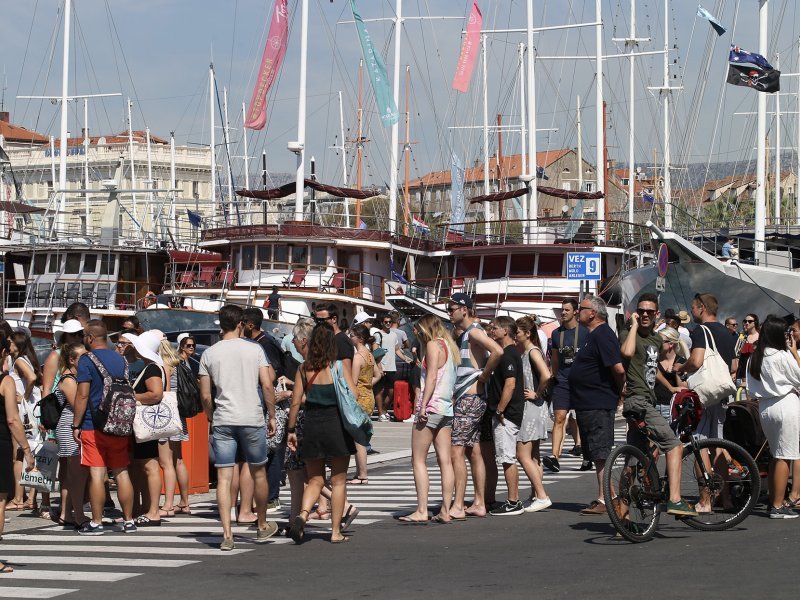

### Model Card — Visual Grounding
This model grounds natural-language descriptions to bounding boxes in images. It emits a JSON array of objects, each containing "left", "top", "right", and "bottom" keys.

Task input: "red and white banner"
[
  {"left": 244, "top": 0, "right": 289, "bottom": 130},
  {"left": 451, "top": 1, "right": 482, "bottom": 93}
]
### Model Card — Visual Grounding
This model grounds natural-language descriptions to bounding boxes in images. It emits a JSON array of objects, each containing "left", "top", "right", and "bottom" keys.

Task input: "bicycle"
[{"left": 603, "top": 393, "right": 760, "bottom": 543}]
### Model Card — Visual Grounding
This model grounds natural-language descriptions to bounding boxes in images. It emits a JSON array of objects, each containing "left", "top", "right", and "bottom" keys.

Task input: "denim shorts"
[{"left": 211, "top": 425, "right": 268, "bottom": 467}]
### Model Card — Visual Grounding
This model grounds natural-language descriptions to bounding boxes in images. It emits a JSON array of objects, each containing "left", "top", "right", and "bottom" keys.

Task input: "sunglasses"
[
  {"left": 382, "top": 321, "right": 393, "bottom": 325},
  {"left": 577, "top": 306, "right": 593, "bottom": 312},
  {"left": 636, "top": 308, "right": 657, "bottom": 316},
  {"left": 446, "top": 306, "right": 462, "bottom": 313},
  {"left": 742, "top": 319, "right": 755, "bottom": 324},
  {"left": 184, "top": 344, "right": 196, "bottom": 348}
]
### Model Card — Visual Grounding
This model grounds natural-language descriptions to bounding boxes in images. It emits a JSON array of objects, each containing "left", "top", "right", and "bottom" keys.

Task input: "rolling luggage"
[{"left": 393, "top": 380, "right": 412, "bottom": 421}]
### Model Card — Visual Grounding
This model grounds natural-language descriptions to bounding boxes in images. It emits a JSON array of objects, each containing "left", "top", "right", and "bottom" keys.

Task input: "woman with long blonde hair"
[
  {"left": 157, "top": 337, "right": 190, "bottom": 516},
  {"left": 398, "top": 314, "right": 458, "bottom": 524}
]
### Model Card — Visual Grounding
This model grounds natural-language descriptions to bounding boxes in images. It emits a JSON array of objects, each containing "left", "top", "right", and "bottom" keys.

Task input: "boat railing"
[
  {"left": 404, "top": 274, "right": 591, "bottom": 305},
  {"left": 11, "top": 276, "right": 159, "bottom": 315}
]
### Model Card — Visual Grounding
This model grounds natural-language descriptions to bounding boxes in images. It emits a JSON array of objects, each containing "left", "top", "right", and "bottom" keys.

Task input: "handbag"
[
  {"left": 19, "top": 439, "right": 59, "bottom": 493},
  {"left": 39, "top": 391, "right": 63, "bottom": 430},
  {"left": 331, "top": 360, "right": 372, "bottom": 447},
  {"left": 687, "top": 325, "right": 737, "bottom": 407},
  {"left": 133, "top": 368, "right": 182, "bottom": 443}
]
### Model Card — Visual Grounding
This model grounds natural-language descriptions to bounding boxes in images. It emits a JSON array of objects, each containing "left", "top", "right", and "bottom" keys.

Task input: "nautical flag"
[
  {"left": 187, "top": 209, "right": 203, "bottom": 228},
  {"left": 350, "top": 0, "right": 399, "bottom": 127},
  {"left": 642, "top": 191, "right": 655, "bottom": 204},
  {"left": 390, "top": 258, "right": 410, "bottom": 284},
  {"left": 244, "top": 0, "right": 289, "bottom": 130},
  {"left": 536, "top": 165, "right": 549, "bottom": 180},
  {"left": 358, "top": 219, "right": 367, "bottom": 230},
  {"left": 412, "top": 215, "right": 430, "bottom": 235},
  {"left": 452, "top": 1, "right": 482, "bottom": 93},
  {"left": 697, "top": 5, "right": 726, "bottom": 36},
  {"left": 727, "top": 63, "right": 780, "bottom": 94},
  {"left": 729, "top": 46, "right": 773, "bottom": 70},
  {"left": 450, "top": 152, "right": 466, "bottom": 233}
]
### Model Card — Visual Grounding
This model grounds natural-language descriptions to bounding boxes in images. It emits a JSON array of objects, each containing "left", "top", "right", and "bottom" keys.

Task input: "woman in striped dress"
[{"left": 55, "top": 342, "right": 89, "bottom": 528}]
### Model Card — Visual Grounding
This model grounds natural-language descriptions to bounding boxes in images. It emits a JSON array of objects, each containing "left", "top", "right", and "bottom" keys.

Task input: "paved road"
[{"left": 2, "top": 420, "right": 798, "bottom": 599}]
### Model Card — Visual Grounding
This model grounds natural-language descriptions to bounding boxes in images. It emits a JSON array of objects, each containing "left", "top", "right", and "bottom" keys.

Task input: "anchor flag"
[
  {"left": 696, "top": 5, "right": 726, "bottom": 36},
  {"left": 727, "top": 63, "right": 780, "bottom": 94},
  {"left": 350, "top": 0, "right": 399, "bottom": 127},
  {"left": 244, "top": 0, "right": 289, "bottom": 130},
  {"left": 452, "top": 1, "right": 482, "bottom": 93}
]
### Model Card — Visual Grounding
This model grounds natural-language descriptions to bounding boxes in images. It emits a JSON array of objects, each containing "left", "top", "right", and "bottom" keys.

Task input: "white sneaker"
[
  {"left": 378, "top": 414, "right": 391, "bottom": 422},
  {"left": 524, "top": 497, "right": 552, "bottom": 513}
]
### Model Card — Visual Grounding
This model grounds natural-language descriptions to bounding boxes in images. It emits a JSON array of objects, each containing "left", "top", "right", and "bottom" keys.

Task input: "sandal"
[
  {"left": 330, "top": 536, "right": 350, "bottom": 544},
  {"left": 38, "top": 507, "right": 53, "bottom": 520},
  {"left": 346, "top": 477, "right": 369, "bottom": 485},
  {"left": 134, "top": 515, "right": 161, "bottom": 527},
  {"left": 308, "top": 508, "right": 330, "bottom": 521},
  {"left": 0, "top": 562, "right": 14, "bottom": 574},
  {"left": 289, "top": 510, "right": 308, "bottom": 544},
  {"left": 159, "top": 506, "right": 176, "bottom": 517},
  {"left": 343, "top": 505, "right": 360, "bottom": 529},
  {"left": 5, "top": 500, "right": 25, "bottom": 511},
  {"left": 175, "top": 505, "right": 192, "bottom": 515}
]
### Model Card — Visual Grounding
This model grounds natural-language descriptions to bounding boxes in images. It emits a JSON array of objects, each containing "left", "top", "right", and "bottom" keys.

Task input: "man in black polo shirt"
[{"left": 487, "top": 316, "right": 525, "bottom": 516}]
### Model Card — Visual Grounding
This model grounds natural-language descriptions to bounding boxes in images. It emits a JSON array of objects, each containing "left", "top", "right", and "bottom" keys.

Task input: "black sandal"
[{"left": 289, "top": 509, "right": 308, "bottom": 544}]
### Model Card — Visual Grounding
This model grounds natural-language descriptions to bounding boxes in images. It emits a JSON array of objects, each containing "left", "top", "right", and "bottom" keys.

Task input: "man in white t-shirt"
[
  {"left": 373, "top": 313, "right": 402, "bottom": 421},
  {"left": 199, "top": 304, "right": 278, "bottom": 550}
]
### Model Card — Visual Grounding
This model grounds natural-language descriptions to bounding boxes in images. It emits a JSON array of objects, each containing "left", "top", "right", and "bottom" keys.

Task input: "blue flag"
[
  {"left": 729, "top": 45, "right": 773, "bottom": 70},
  {"left": 350, "top": 0, "right": 399, "bottom": 127},
  {"left": 449, "top": 152, "right": 465, "bottom": 234},
  {"left": 187, "top": 209, "right": 202, "bottom": 228},
  {"left": 536, "top": 165, "right": 549, "bottom": 180},
  {"left": 697, "top": 5, "right": 726, "bottom": 36},
  {"left": 642, "top": 191, "right": 655, "bottom": 204}
]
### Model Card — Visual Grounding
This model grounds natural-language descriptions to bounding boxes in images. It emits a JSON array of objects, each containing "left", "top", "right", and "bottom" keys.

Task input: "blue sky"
[{"left": 1, "top": 1, "right": 798, "bottom": 192}]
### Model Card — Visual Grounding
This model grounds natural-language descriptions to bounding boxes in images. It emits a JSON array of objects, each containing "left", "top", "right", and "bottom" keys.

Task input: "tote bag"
[
  {"left": 332, "top": 360, "right": 372, "bottom": 447},
  {"left": 133, "top": 368, "right": 182, "bottom": 443},
  {"left": 19, "top": 439, "right": 59, "bottom": 493},
  {"left": 687, "top": 325, "right": 737, "bottom": 407}
]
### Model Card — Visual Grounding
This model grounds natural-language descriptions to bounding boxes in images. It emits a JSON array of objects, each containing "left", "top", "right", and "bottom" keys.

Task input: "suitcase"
[{"left": 393, "top": 380, "right": 412, "bottom": 421}]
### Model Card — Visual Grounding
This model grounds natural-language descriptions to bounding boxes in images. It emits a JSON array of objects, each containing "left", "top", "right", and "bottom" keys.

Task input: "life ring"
[{"left": 143, "top": 291, "right": 157, "bottom": 308}]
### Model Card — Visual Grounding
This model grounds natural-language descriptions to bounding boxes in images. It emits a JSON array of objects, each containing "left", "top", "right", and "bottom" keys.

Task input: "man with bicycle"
[{"left": 620, "top": 293, "right": 697, "bottom": 517}]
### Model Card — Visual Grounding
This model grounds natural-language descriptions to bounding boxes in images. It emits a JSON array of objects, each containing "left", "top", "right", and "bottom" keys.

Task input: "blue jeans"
[{"left": 211, "top": 425, "right": 268, "bottom": 467}]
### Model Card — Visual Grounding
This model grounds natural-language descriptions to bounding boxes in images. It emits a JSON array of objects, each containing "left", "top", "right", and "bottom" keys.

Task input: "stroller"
[{"left": 723, "top": 399, "right": 770, "bottom": 477}]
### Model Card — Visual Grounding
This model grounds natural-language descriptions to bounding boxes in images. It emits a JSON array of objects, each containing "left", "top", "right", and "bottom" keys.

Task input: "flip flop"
[
  {"left": 0, "top": 562, "right": 14, "bottom": 574},
  {"left": 236, "top": 518, "right": 257, "bottom": 525},
  {"left": 346, "top": 477, "right": 369, "bottom": 485},
  {"left": 330, "top": 536, "right": 350, "bottom": 544},
  {"left": 449, "top": 516, "right": 467, "bottom": 522},
  {"left": 159, "top": 507, "right": 176, "bottom": 517},
  {"left": 430, "top": 515, "right": 452, "bottom": 524},
  {"left": 175, "top": 505, "right": 192, "bottom": 515},
  {"left": 397, "top": 515, "right": 429, "bottom": 524},
  {"left": 343, "top": 505, "right": 360, "bottom": 529},
  {"left": 5, "top": 501, "right": 25, "bottom": 511}
]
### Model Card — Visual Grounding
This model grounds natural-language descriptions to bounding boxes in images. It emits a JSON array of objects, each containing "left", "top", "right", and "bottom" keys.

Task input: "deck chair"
[
  {"left": 283, "top": 268, "right": 307, "bottom": 288},
  {"left": 94, "top": 283, "right": 110, "bottom": 309},
  {"left": 50, "top": 282, "right": 65, "bottom": 307},
  {"left": 80, "top": 283, "right": 95, "bottom": 306},
  {"left": 322, "top": 271, "right": 344, "bottom": 293},
  {"left": 218, "top": 268, "right": 236, "bottom": 287},
  {"left": 34, "top": 283, "right": 52, "bottom": 307},
  {"left": 179, "top": 271, "right": 195, "bottom": 285},
  {"left": 198, "top": 265, "right": 216, "bottom": 286},
  {"left": 65, "top": 282, "right": 80, "bottom": 305}
]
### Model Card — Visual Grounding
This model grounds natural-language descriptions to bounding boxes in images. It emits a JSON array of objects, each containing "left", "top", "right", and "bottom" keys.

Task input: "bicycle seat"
[{"left": 622, "top": 408, "right": 647, "bottom": 422}]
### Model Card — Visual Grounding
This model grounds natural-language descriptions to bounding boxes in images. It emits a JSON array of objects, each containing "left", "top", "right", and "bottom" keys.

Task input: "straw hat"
[
  {"left": 659, "top": 326, "right": 689, "bottom": 358},
  {"left": 677, "top": 310, "right": 691, "bottom": 325},
  {"left": 121, "top": 331, "right": 164, "bottom": 366}
]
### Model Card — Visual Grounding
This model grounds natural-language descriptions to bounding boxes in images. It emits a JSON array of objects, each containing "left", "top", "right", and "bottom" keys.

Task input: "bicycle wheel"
[
  {"left": 603, "top": 444, "right": 662, "bottom": 543},
  {"left": 680, "top": 437, "right": 760, "bottom": 531}
]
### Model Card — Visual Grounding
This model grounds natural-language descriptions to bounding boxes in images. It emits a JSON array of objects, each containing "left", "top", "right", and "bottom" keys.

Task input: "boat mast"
[
  {"left": 388, "top": 0, "right": 403, "bottom": 235},
  {"left": 661, "top": 0, "right": 673, "bottom": 230},
  {"left": 294, "top": 0, "right": 309, "bottom": 221},
  {"left": 334, "top": 90, "right": 349, "bottom": 227},
  {"left": 170, "top": 131, "right": 176, "bottom": 235},
  {"left": 209, "top": 63, "right": 217, "bottom": 220},
  {"left": 482, "top": 33, "right": 491, "bottom": 237},
  {"left": 797, "top": 38, "right": 800, "bottom": 226},
  {"left": 241, "top": 102, "right": 250, "bottom": 190},
  {"left": 83, "top": 98, "right": 89, "bottom": 233},
  {"left": 526, "top": 0, "right": 537, "bottom": 243},
  {"left": 577, "top": 96, "right": 583, "bottom": 192},
  {"left": 146, "top": 126, "right": 153, "bottom": 236},
  {"left": 127, "top": 98, "right": 137, "bottom": 229},
  {"left": 223, "top": 87, "right": 233, "bottom": 210},
  {"left": 355, "top": 60, "right": 365, "bottom": 224},
  {"left": 755, "top": 0, "right": 768, "bottom": 259},
  {"left": 402, "top": 65, "right": 412, "bottom": 236},
  {"left": 56, "top": 0, "right": 71, "bottom": 235},
  {"left": 774, "top": 54, "right": 781, "bottom": 225},
  {"left": 518, "top": 43, "right": 528, "bottom": 231},
  {"left": 594, "top": 0, "right": 605, "bottom": 241}
]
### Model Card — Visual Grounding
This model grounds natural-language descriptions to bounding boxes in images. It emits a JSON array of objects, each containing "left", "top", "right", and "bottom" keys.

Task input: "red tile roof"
[{"left": 0, "top": 120, "right": 49, "bottom": 145}]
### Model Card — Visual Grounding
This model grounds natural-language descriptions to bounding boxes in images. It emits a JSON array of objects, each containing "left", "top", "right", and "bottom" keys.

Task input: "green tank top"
[{"left": 306, "top": 382, "right": 337, "bottom": 407}]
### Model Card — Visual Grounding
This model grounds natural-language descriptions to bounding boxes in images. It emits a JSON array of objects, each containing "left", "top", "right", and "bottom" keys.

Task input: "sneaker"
[
  {"left": 121, "top": 520, "right": 137, "bottom": 534},
  {"left": 256, "top": 521, "right": 279, "bottom": 542},
  {"left": 220, "top": 537, "right": 235, "bottom": 551},
  {"left": 579, "top": 459, "right": 594, "bottom": 471},
  {"left": 489, "top": 500, "right": 524, "bottom": 516},
  {"left": 568, "top": 446, "right": 583, "bottom": 457},
  {"left": 378, "top": 414, "right": 391, "bottom": 422},
  {"left": 542, "top": 456, "right": 560, "bottom": 473},
  {"left": 366, "top": 448, "right": 380, "bottom": 455},
  {"left": 580, "top": 500, "right": 607, "bottom": 515},
  {"left": 769, "top": 505, "right": 800, "bottom": 519},
  {"left": 666, "top": 499, "right": 699, "bottom": 517},
  {"left": 77, "top": 522, "right": 105, "bottom": 536},
  {"left": 524, "top": 497, "right": 552, "bottom": 513},
  {"left": 266, "top": 500, "right": 281, "bottom": 514}
]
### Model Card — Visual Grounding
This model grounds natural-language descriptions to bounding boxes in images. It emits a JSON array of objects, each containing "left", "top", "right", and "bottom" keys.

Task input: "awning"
[
  {"left": 0, "top": 201, "right": 45, "bottom": 214},
  {"left": 167, "top": 249, "right": 224, "bottom": 264}
]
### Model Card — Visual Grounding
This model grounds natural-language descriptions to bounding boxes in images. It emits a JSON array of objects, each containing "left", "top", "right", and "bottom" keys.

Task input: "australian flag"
[{"left": 729, "top": 46, "right": 773, "bottom": 70}]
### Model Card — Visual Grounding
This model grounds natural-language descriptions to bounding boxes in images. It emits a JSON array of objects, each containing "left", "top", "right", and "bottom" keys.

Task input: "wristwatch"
[
  {"left": 495, "top": 409, "right": 503, "bottom": 416},
  {"left": 287, "top": 426, "right": 296, "bottom": 433},
  {"left": 71, "top": 425, "right": 82, "bottom": 430}
]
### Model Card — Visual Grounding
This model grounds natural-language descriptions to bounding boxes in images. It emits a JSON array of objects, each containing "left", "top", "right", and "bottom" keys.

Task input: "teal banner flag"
[{"left": 350, "top": 0, "right": 399, "bottom": 127}]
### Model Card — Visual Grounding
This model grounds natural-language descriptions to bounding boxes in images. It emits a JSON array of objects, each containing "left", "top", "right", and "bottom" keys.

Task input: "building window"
[
  {"left": 79, "top": 215, "right": 87, "bottom": 234},
  {"left": 192, "top": 181, "right": 199, "bottom": 199},
  {"left": 33, "top": 254, "right": 47, "bottom": 275},
  {"left": 47, "top": 253, "right": 62, "bottom": 273},
  {"left": 100, "top": 253, "right": 115, "bottom": 276},
  {"left": 584, "top": 182, "right": 596, "bottom": 193}
]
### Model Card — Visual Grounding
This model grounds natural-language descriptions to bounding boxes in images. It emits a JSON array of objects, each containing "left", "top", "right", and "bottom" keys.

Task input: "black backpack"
[
  {"left": 39, "top": 392, "right": 63, "bottom": 430},
  {"left": 176, "top": 361, "right": 202, "bottom": 419}
]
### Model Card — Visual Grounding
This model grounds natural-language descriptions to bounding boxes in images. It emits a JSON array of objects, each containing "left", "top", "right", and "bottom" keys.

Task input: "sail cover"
[
  {"left": 237, "top": 179, "right": 380, "bottom": 201},
  {"left": 469, "top": 186, "right": 604, "bottom": 204}
]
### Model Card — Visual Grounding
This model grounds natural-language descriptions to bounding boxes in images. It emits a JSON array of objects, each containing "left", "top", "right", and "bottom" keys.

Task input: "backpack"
[
  {"left": 256, "top": 332, "right": 286, "bottom": 380},
  {"left": 86, "top": 352, "right": 136, "bottom": 437},
  {"left": 39, "top": 392, "right": 63, "bottom": 430},
  {"left": 176, "top": 361, "right": 202, "bottom": 419}
]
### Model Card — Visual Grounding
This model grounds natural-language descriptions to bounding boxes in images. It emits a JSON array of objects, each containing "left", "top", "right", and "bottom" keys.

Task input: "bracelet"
[
  {"left": 71, "top": 425, "right": 82, "bottom": 430},
  {"left": 287, "top": 427, "right": 296, "bottom": 433}
]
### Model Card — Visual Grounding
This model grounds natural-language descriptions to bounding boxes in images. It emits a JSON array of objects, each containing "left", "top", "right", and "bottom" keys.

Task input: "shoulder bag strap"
[
  {"left": 701, "top": 325, "right": 719, "bottom": 354},
  {"left": 573, "top": 325, "right": 579, "bottom": 348}
]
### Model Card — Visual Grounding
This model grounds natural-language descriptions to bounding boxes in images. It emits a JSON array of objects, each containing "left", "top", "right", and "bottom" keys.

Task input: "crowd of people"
[{"left": 1, "top": 291, "right": 800, "bottom": 568}]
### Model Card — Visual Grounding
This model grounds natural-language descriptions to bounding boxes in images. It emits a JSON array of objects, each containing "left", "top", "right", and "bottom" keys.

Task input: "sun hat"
[
  {"left": 56, "top": 319, "right": 84, "bottom": 343},
  {"left": 353, "top": 311, "right": 377, "bottom": 326},
  {"left": 121, "top": 331, "right": 164, "bottom": 366},
  {"left": 659, "top": 326, "right": 689, "bottom": 358},
  {"left": 677, "top": 310, "right": 691, "bottom": 325},
  {"left": 177, "top": 332, "right": 191, "bottom": 345}
]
